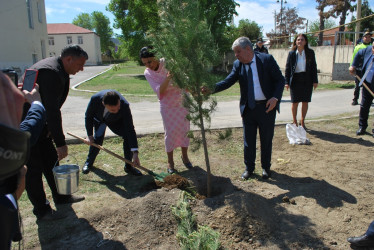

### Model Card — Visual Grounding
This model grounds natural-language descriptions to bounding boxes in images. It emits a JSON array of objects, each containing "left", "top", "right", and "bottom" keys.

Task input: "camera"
[{"left": 1, "top": 69, "right": 18, "bottom": 87}]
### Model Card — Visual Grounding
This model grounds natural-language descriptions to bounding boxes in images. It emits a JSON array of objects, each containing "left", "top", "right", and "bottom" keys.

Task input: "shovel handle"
[
  {"left": 67, "top": 132, "right": 151, "bottom": 174},
  {"left": 355, "top": 75, "right": 374, "bottom": 98}
]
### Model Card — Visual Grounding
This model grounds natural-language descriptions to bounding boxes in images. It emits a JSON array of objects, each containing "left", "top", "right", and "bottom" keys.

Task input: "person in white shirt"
[{"left": 285, "top": 34, "right": 318, "bottom": 129}]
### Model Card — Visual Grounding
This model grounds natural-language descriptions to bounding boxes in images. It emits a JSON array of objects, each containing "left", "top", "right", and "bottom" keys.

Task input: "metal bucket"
[{"left": 53, "top": 164, "right": 80, "bottom": 195}]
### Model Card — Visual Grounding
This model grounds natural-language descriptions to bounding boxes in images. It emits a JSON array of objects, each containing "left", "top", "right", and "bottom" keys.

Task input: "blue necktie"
[
  {"left": 247, "top": 62, "right": 256, "bottom": 109},
  {"left": 365, "top": 56, "right": 374, "bottom": 84}
]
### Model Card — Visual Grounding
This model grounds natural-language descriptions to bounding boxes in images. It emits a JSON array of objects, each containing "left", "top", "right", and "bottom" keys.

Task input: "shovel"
[
  {"left": 355, "top": 75, "right": 374, "bottom": 97},
  {"left": 67, "top": 132, "right": 168, "bottom": 181}
]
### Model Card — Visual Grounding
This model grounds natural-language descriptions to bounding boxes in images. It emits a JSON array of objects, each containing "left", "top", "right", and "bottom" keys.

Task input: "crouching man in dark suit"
[
  {"left": 203, "top": 37, "right": 285, "bottom": 180},
  {"left": 82, "top": 90, "right": 142, "bottom": 176}
]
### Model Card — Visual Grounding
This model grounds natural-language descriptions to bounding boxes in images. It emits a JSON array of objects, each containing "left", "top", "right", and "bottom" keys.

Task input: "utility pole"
[
  {"left": 274, "top": 10, "right": 277, "bottom": 34},
  {"left": 277, "top": 0, "right": 287, "bottom": 34},
  {"left": 355, "top": 0, "right": 362, "bottom": 43}
]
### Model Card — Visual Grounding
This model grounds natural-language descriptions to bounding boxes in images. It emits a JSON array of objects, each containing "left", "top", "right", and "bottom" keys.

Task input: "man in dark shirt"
[
  {"left": 23, "top": 45, "right": 88, "bottom": 221},
  {"left": 254, "top": 37, "right": 269, "bottom": 54}
]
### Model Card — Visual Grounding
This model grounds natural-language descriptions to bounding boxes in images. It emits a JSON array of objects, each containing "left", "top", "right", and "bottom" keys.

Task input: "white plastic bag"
[{"left": 286, "top": 123, "right": 310, "bottom": 145}]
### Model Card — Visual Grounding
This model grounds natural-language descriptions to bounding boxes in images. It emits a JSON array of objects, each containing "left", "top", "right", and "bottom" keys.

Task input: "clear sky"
[{"left": 45, "top": 0, "right": 370, "bottom": 38}]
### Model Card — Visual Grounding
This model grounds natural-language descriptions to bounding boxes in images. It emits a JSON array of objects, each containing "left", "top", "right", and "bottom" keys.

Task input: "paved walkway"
[{"left": 62, "top": 65, "right": 361, "bottom": 142}]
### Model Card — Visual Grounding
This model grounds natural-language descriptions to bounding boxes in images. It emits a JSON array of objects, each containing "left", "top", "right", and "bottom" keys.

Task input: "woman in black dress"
[{"left": 285, "top": 34, "right": 318, "bottom": 129}]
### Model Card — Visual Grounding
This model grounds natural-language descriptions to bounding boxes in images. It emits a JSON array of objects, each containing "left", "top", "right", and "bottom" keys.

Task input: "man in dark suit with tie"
[
  {"left": 204, "top": 37, "right": 285, "bottom": 180},
  {"left": 82, "top": 90, "right": 142, "bottom": 176},
  {"left": 349, "top": 42, "right": 374, "bottom": 136}
]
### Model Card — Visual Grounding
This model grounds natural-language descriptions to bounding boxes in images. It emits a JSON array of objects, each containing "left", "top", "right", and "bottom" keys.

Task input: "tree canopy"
[
  {"left": 266, "top": 7, "right": 305, "bottom": 46},
  {"left": 107, "top": 0, "right": 238, "bottom": 60},
  {"left": 348, "top": 0, "right": 374, "bottom": 33},
  {"left": 237, "top": 19, "right": 262, "bottom": 42},
  {"left": 72, "top": 11, "right": 113, "bottom": 53}
]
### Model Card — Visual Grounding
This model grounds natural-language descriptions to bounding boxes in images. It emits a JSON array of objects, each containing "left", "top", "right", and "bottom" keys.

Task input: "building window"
[
  {"left": 78, "top": 36, "right": 83, "bottom": 44},
  {"left": 32, "top": 54, "right": 38, "bottom": 64},
  {"left": 41, "top": 40, "right": 46, "bottom": 59},
  {"left": 27, "top": 0, "right": 34, "bottom": 29},
  {"left": 67, "top": 36, "right": 72, "bottom": 44},
  {"left": 37, "top": 2, "right": 43, "bottom": 23},
  {"left": 48, "top": 37, "right": 54, "bottom": 46},
  {"left": 49, "top": 52, "right": 56, "bottom": 57}
]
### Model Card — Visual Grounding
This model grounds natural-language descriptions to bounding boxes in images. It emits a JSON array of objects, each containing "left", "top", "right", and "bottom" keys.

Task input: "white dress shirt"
[
  {"left": 244, "top": 57, "right": 266, "bottom": 101},
  {"left": 295, "top": 50, "right": 306, "bottom": 73}
]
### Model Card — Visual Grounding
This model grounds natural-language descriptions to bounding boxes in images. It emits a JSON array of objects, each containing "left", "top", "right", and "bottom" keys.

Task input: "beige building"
[
  {"left": 0, "top": 0, "right": 48, "bottom": 74},
  {"left": 47, "top": 23, "right": 102, "bottom": 65}
]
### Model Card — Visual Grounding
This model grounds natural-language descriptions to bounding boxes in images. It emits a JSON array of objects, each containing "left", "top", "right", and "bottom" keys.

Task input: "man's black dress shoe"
[
  {"left": 124, "top": 166, "right": 143, "bottom": 176},
  {"left": 356, "top": 127, "right": 366, "bottom": 135},
  {"left": 82, "top": 164, "right": 91, "bottom": 174},
  {"left": 241, "top": 171, "right": 252, "bottom": 180},
  {"left": 262, "top": 169, "right": 272, "bottom": 179},
  {"left": 55, "top": 194, "right": 85, "bottom": 205},
  {"left": 347, "top": 234, "right": 374, "bottom": 247}
]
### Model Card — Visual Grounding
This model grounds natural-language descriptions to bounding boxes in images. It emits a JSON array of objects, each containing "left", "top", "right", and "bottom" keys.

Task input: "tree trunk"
[
  {"left": 336, "top": 1, "right": 349, "bottom": 45},
  {"left": 197, "top": 95, "right": 212, "bottom": 198},
  {"left": 318, "top": 9, "right": 325, "bottom": 46}
]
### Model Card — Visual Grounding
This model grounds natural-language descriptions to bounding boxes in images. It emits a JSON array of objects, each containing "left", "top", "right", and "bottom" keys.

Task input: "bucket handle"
[{"left": 53, "top": 154, "right": 79, "bottom": 170}]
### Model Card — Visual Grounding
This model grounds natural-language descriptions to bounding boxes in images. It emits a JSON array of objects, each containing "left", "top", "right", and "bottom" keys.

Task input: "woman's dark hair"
[
  {"left": 292, "top": 34, "right": 310, "bottom": 51},
  {"left": 139, "top": 46, "right": 155, "bottom": 59},
  {"left": 103, "top": 91, "right": 120, "bottom": 106}
]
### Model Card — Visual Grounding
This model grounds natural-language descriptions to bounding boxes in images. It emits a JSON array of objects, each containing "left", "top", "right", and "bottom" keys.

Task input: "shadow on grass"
[
  {"left": 307, "top": 129, "right": 374, "bottom": 147},
  {"left": 36, "top": 204, "right": 126, "bottom": 249},
  {"left": 181, "top": 166, "right": 356, "bottom": 249},
  {"left": 87, "top": 166, "right": 158, "bottom": 199}
]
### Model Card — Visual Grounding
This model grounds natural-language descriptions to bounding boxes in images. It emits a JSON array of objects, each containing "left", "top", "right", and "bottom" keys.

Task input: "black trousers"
[
  {"left": 358, "top": 82, "right": 374, "bottom": 130},
  {"left": 242, "top": 103, "right": 276, "bottom": 173},
  {"left": 25, "top": 133, "right": 70, "bottom": 217},
  {"left": 85, "top": 120, "right": 133, "bottom": 168},
  {"left": 353, "top": 70, "right": 362, "bottom": 100}
]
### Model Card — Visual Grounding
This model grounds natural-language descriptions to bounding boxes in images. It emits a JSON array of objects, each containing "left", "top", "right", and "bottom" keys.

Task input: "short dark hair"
[
  {"left": 61, "top": 44, "right": 88, "bottom": 59},
  {"left": 103, "top": 91, "right": 120, "bottom": 106},
  {"left": 139, "top": 46, "right": 155, "bottom": 59}
]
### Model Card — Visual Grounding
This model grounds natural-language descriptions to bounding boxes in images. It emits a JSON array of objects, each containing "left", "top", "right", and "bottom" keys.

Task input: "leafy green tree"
[
  {"left": 107, "top": 0, "right": 159, "bottom": 60},
  {"left": 72, "top": 11, "right": 113, "bottom": 53},
  {"left": 237, "top": 19, "right": 262, "bottom": 42},
  {"left": 107, "top": 0, "right": 238, "bottom": 60},
  {"left": 316, "top": 0, "right": 356, "bottom": 44},
  {"left": 149, "top": 0, "right": 221, "bottom": 197},
  {"left": 72, "top": 13, "right": 93, "bottom": 30},
  {"left": 348, "top": 0, "right": 374, "bottom": 33},
  {"left": 91, "top": 11, "right": 114, "bottom": 53},
  {"left": 308, "top": 18, "right": 336, "bottom": 46}
]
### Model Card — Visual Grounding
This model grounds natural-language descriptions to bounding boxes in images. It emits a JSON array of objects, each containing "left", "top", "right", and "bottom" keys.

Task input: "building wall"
[
  {"left": 221, "top": 45, "right": 356, "bottom": 83},
  {"left": 48, "top": 33, "right": 102, "bottom": 65},
  {"left": 270, "top": 46, "right": 356, "bottom": 82},
  {"left": 0, "top": 0, "right": 48, "bottom": 76}
]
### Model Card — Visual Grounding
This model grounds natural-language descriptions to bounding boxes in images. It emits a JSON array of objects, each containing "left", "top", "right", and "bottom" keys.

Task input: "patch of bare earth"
[{"left": 19, "top": 119, "right": 374, "bottom": 249}]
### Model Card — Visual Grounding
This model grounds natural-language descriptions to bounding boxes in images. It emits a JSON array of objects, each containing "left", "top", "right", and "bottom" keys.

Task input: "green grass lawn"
[{"left": 74, "top": 61, "right": 355, "bottom": 101}]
